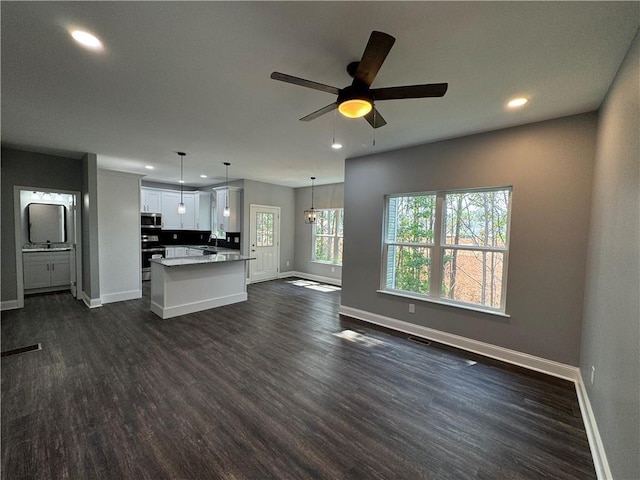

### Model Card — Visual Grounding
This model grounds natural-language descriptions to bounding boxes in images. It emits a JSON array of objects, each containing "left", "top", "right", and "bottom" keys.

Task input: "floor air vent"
[
  {"left": 407, "top": 336, "right": 431, "bottom": 346},
  {"left": 1, "top": 343, "right": 42, "bottom": 357}
]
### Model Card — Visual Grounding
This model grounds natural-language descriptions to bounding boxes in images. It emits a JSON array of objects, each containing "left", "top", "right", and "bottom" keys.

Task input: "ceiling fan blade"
[
  {"left": 300, "top": 103, "right": 338, "bottom": 122},
  {"left": 271, "top": 72, "right": 340, "bottom": 95},
  {"left": 363, "top": 107, "right": 387, "bottom": 129},
  {"left": 371, "top": 83, "right": 448, "bottom": 100},
  {"left": 354, "top": 31, "right": 396, "bottom": 87}
]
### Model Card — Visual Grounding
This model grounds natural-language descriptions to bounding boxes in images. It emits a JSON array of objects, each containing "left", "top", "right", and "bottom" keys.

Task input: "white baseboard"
[
  {"left": 150, "top": 292, "right": 247, "bottom": 319},
  {"left": 338, "top": 305, "right": 579, "bottom": 381},
  {"left": 82, "top": 291, "right": 102, "bottom": 309},
  {"left": 281, "top": 271, "right": 342, "bottom": 286},
  {"left": 1, "top": 300, "right": 19, "bottom": 311},
  {"left": 101, "top": 289, "right": 142, "bottom": 305},
  {"left": 575, "top": 373, "right": 612, "bottom": 480},
  {"left": 277, "top": 271, "right": 296, "bottom": 280}
]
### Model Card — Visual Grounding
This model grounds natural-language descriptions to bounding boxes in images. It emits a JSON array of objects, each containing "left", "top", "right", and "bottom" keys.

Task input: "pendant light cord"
[
  {"left": 224, "top": 162, "right": 230, "bottom": 212},
  {"left": 180, "top": 154, "right": 184, "bottom": 203}
]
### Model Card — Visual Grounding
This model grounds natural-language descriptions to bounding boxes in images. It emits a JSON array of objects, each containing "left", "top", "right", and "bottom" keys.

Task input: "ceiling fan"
[{"left": 270, "top": 31, "right": 448, "bottom": 129}]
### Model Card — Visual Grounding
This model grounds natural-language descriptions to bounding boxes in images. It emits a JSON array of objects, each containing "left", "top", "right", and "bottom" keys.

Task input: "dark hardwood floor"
[{"left": 1, "top": 279, "right": 595, "bottom": 479}]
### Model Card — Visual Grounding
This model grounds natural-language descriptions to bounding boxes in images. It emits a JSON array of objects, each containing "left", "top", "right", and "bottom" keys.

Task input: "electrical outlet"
[
  {"left": 173, "top": 234, "right": 177, "bottom": 240},
  {"left": 409, "top": 303, "right": 415, "bottom": 314},
  {"left": 591, "top": 366, "right": 596, "bottom": 385},
  {"left": 331, "top": 266, "right": 335, "bottom": 273},
  {"left": 286, "top": 260, "right": 290, "bottom": 267}
]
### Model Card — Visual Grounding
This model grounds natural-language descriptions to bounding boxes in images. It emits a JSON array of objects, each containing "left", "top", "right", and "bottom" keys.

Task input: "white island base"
[{"left": 150, "top": 254, "right": 252, "bottom": 319}]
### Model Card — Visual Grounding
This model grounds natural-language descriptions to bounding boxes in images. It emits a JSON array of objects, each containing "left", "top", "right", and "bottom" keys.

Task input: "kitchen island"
[{"left": 150, "top": 253, "right": 254, "bottom": 319}]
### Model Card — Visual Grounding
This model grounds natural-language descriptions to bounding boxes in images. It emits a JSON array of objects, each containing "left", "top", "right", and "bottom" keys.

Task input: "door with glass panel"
[{"left": 249, "top": 205, "right": 280, "bottom": 283}]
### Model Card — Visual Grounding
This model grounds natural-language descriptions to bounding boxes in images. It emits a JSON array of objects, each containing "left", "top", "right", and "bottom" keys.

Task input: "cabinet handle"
[{"left": 47, "top": 264, "right": 50, "bottom": 271}]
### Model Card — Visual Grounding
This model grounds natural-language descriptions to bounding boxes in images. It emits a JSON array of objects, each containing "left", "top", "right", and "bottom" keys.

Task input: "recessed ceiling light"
[
  {"left": 145, "top": 165, "right": 154, "bottom": 170},
  {"left": 200, "top": 174, "right": 208, "bottom": 178},
  {"left": 331, "top": 142, "right": 343, "bottom": 150},
  {"left": 70, "top": 30, "right": 103, "bottom": 50},
  {"left": 507, "top": 97, "right": 529, "bottom": 108}
]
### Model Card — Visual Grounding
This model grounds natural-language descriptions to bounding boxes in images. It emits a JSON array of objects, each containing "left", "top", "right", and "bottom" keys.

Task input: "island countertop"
[{"left": 150, "top": 253, "right": 254, "bottom": 267}]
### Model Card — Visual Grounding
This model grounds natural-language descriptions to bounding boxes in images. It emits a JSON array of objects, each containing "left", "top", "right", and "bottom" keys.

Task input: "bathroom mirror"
[{"left": 27, "top": 203, "right": 67, "bottom": 243}]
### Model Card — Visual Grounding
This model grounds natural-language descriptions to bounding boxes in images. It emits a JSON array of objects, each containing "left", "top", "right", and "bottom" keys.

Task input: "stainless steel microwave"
[{"left": 141, "top": 212, "right": 162, "bottom": 229}]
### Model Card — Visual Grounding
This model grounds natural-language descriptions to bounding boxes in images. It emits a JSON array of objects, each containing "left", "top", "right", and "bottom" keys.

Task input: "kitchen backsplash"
[{"left": 157, "top": 230, "right": 241, "bottom": 249}]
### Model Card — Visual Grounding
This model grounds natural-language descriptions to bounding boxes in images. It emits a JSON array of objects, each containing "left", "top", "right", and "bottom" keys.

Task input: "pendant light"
[
  {"left": 177, "top": 152, "right": 186, "bottom": 214},
  {"left": 223, "top": 162, "right": 231, "bottom": 217},
  {"left": 304, "top": 177, "right": 317, "bottom": 224}
]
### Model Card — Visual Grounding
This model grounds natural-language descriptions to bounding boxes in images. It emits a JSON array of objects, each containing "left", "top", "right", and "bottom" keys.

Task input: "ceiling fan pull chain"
[{"left": 373, "top": 107, "right": 376, "bottom": 147}]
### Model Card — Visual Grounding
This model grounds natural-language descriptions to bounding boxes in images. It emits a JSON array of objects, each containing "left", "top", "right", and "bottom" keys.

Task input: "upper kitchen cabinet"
[
  {"left": 160, "top": 191, "right": 181, "bottom": 229},
  {"left": 195, "top": 192, "right": 212, "bottom": 231},
  {"left": 213, "top": 187, "right": 242, "bottom": 233},
  {"left": 141, "top": 187, "right": 162, "bottom": 213},
  {"left": 180, "top": 193, "right": 196, "bottom": 230},
  {"left": 141, "top": 186, "right": 212, "bottom": 231}
]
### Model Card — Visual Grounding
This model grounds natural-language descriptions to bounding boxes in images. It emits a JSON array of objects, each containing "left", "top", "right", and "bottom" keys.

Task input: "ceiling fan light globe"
[{"left": 338, "top": 99, "right": 372, "bottom": 118}]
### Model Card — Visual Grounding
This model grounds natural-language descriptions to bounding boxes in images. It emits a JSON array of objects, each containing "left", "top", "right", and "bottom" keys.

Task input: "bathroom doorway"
[{"left": 13, "top": 186, "right": 82, "bottom": 308}]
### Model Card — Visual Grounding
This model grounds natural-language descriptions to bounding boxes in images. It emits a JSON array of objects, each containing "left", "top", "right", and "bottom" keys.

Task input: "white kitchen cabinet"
[
  {"left": 23, "top": 251, "right": 70, "bottom": 291},
  {"left": 161, "top": 191, "right": 182, "bottom": 229},
  {"left": 213, "top": 187, "right": 242, "bottom": 233},
  {"left": 143, "top": 186, "right": 208, "bottom": 231},
  {"left": 187, "top": 248, "right": 204, "bottom": 256},
  {"left": 181, "top": 193, "right": 196, "bottom": 230},
  {"left": 174, "top": 247, "right": 187, "bottom": 257},
  {"left": 165, "top": 247, "right": 175, "bottom": 258},
  {"left": 195, "top": 192, "right": 212, "bottom": 231},
  {"left": 141, "top": 188, "right": 162, "bottom": 213},
  {"left": 160, "top": 191, "right": 198, "bottom": 230}
]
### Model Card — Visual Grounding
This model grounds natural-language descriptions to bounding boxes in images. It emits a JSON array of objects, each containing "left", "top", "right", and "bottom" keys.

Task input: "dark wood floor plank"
[{"left": 2, "top": 279, "right": 595, "bottom": 479}]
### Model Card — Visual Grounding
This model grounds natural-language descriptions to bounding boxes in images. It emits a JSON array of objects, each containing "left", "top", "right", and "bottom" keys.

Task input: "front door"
[{"left": 249, "top": 205, "right": 280, "bottom": 283}]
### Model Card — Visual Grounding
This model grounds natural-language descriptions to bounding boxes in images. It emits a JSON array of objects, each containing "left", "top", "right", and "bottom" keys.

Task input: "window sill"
[
  {"left": 310, "top": 261, "right": 342, "bottom": 267},
  {"left": 376, "top": 289, "right": 510, "bottom": 318}
]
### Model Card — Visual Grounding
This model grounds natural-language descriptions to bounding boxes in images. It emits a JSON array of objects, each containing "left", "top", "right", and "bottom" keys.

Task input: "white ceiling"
[{"left": 1, "top": 2, "right": 638, "bottom": 188}]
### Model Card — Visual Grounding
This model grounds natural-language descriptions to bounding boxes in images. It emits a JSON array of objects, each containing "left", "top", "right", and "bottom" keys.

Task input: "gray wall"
[
  {"left": 242, "top": 179, "right": 295, "bottom": 274},
  {"left": 580, "top": 31, "right": 640, "bottom": 480},
  {"left": 294, "top": 182, "right": 344, "bottom": 282},
  {"left": 1, "top": 147, "right": 84, "bottom": 302},
  {"left": 97, "top": 169, "right": 142, "bottom": 303},
  {"left": 342, "top": 112, "right": 597, "bottom": 366},
  {"left": 81, "top": 153, "right": 100, "bottom": 302}
]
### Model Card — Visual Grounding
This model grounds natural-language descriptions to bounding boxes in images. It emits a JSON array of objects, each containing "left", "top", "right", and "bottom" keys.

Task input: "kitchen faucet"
[{"left": 209, "top": 233, "right": 218, "bottom": 248}]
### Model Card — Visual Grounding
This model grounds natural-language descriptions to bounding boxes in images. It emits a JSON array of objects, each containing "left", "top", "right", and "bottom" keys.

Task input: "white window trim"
[
  {"left": 312, "top": 208, "right": 343, "bottom": 265},
  {"left": 381, "top": 187, "right": 512, "bottom": 313}
]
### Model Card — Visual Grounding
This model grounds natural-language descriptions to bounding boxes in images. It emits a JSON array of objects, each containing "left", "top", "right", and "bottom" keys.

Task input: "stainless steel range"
[{"left": 141, "top": 234, "right": 165, "bottom": 281}]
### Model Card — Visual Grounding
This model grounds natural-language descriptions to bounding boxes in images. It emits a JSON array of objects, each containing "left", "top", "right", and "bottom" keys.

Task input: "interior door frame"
[
  {"left": 13, "top": 186, "right": 83, "bottom": 309},
  {"left": 249, "top": 204, "right": 281, "bottom": 284}
]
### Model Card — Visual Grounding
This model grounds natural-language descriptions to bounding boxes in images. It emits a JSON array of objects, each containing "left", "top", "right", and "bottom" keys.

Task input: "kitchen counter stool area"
[{"left": 150, "top": 254, "right": 253, "bottom": 319}]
